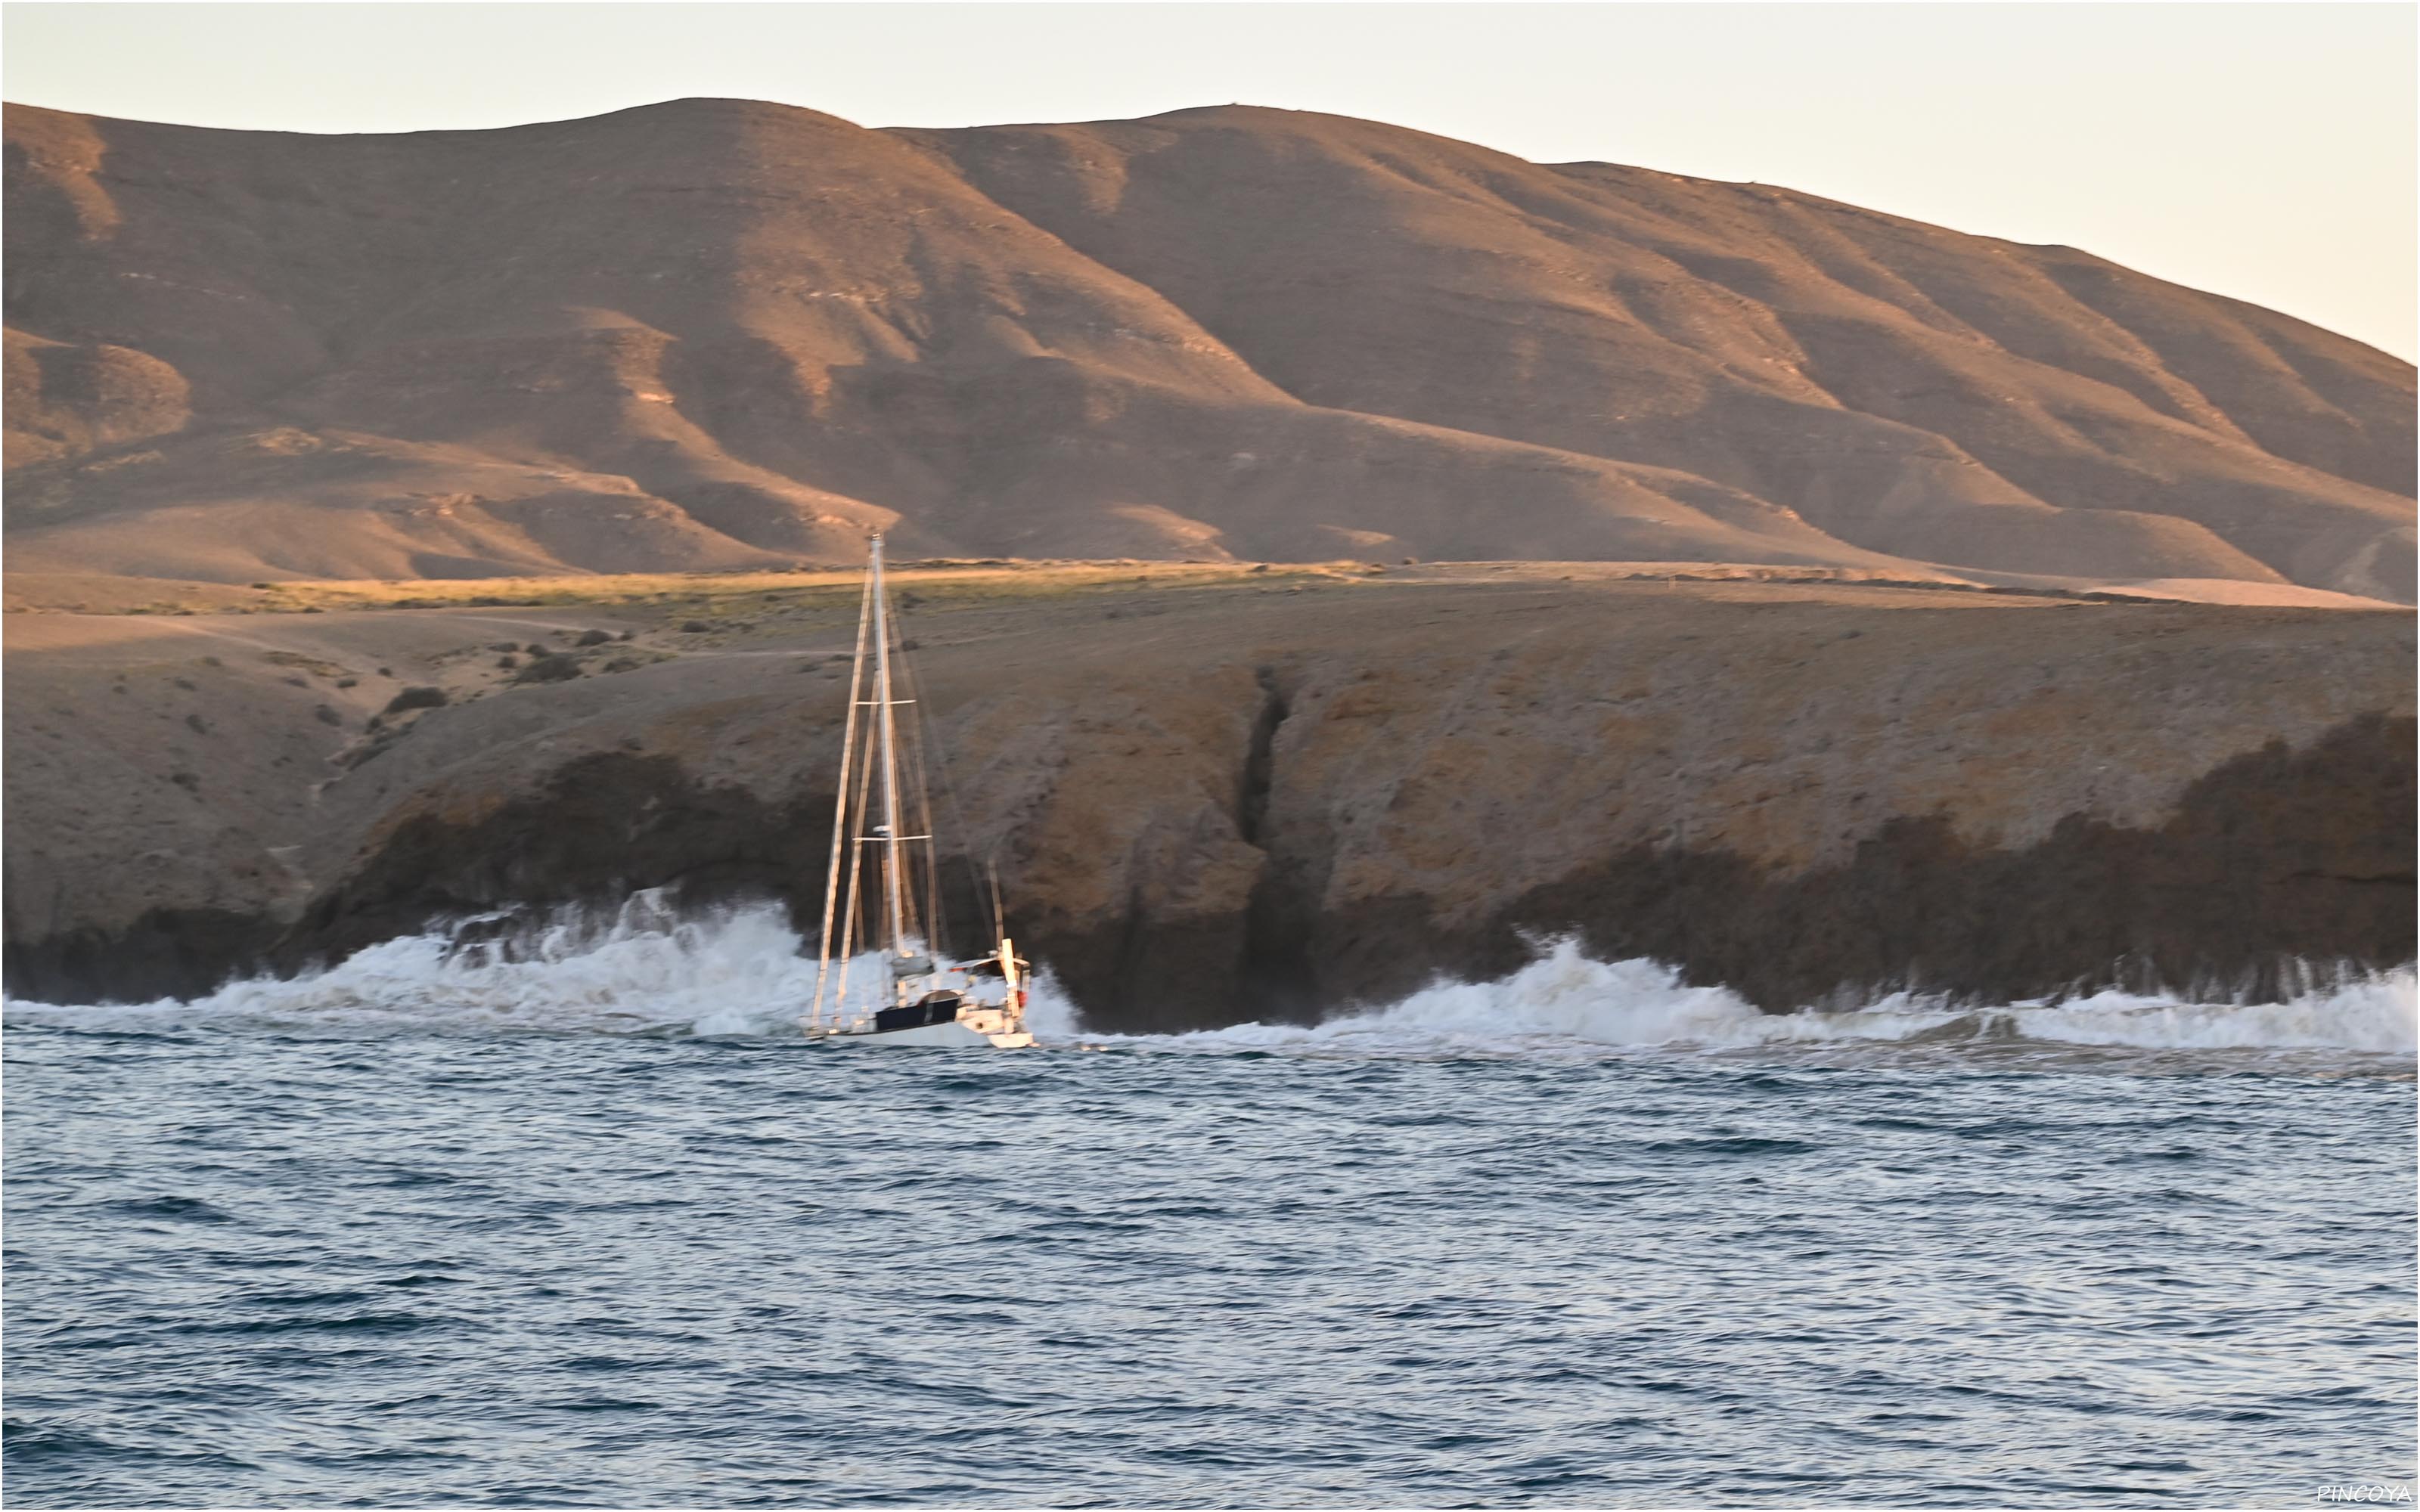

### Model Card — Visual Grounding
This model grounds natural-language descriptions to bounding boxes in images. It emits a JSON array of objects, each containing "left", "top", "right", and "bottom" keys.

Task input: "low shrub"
[
  {"left": 383, "top": 686, "right": 448, "bottom": 714},
  {"left": 513, "top": 655, "right": 582, "bottom": 684}
]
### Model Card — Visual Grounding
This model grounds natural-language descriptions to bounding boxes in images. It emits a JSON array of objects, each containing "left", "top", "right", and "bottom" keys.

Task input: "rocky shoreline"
[{"left": 5, "top": 572, "right": 2412, "bottom": 1025}]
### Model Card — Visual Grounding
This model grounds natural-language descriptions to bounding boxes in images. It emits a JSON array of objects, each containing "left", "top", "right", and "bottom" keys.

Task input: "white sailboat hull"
[{"left": 807, "top": 1018, "right": 1035, "bottom": 1049}]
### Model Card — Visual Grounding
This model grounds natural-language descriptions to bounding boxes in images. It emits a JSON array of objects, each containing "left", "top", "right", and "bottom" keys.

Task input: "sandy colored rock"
[{"left": 5, "top": 569, "right": 2409, "bottom": 1021}]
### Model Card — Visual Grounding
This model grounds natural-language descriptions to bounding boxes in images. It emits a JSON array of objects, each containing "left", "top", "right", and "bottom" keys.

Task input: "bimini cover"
[{"left": 874, "top": 992, "right": 964, "bottom": 1033}]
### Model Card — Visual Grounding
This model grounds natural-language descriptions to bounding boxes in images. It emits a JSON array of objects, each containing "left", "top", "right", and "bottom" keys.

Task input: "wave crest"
[
  {"left": 1120, "top": 940, "right": 2415, "bottom": 1059},
  {"left": 6, "top": 900, "right": 2409, "bottom": 1061}
]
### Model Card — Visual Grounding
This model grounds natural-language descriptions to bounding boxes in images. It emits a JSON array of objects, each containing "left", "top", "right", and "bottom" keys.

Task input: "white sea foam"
[
  {"left": 5, "top": 900, "right": 2411, "bottom": 1061},
  {"left": 1103, "top": 939, "right": 2417, "bottom": 1061},
  {"left": 4, "top": 893, "right": 818, "bottom": 1039}
]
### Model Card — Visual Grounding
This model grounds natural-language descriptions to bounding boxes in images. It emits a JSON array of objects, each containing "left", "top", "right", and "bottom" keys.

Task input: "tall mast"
[
  {"left": 870, "top": 534, "right": 911, "bottom": 954},
  {"left": 809, "top": 561, "right": 876, "bottom": 1024}
]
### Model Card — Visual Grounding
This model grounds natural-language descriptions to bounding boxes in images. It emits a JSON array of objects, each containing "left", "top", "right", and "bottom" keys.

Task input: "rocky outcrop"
[
  {"left": 1205, "top": 713, "right": 2417, "bottom": 1022},
  {"left": 5, "top": 578, "right": 2411, "bottom": 1023}
]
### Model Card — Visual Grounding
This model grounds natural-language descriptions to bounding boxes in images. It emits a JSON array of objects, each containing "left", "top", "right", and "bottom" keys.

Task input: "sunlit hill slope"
[{"left": 5, "top": 98, "right": 2412, "bottom": 599}]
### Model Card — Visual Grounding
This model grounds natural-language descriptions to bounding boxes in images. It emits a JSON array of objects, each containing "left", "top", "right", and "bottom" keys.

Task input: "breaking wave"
[
  {"left": 1112, "top": 940, "right": 2416, "bottom": 1063},
  {"left": 5, "top": 896, "right": 2410, "bottom": 1064},
  {"left": 2, "top": 893, "right": 833, "bottom": 1040}
]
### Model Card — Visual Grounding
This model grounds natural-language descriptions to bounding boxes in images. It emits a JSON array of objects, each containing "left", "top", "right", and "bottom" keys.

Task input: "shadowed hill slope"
[{"left": 7, "top": 98, "right": 2412, "bottom": 597}]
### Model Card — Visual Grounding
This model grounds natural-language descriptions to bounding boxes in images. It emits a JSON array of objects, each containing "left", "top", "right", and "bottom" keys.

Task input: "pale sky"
[{"left": 6, "top": 2, "right": 2413, "bottom": 360}]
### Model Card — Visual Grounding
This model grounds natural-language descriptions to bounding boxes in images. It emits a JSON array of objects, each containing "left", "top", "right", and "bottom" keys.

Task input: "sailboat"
[{"left": 799, "top": 535, "right": 1036, "bottom": 1049}]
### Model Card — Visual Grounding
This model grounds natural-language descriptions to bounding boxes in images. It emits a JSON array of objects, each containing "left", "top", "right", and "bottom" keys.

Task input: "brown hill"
[{"left": 6, "top": 98, "right": 2412, "bottom": 598}]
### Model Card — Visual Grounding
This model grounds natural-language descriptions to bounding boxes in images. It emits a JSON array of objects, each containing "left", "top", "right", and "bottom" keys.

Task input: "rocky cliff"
[{"left": 6, "top": 569, "right": 2410, "bottom": 1024}]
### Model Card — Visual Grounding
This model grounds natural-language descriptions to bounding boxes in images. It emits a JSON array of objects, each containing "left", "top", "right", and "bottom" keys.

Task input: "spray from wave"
[
  {"left": 2, "top": 893, "right": 825, "bottom": 1040},
  {"left": 5, "top": 896, "right": 2410, "bottom": 1062},
  {"left": 1112, "top": 940, "right": 2416, "bottom": 1061}
]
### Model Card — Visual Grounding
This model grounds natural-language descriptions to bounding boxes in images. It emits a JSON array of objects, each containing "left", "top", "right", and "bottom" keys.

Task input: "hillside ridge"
[{"left": 6, "top": 96, "right": 2412, "bottom": 600}]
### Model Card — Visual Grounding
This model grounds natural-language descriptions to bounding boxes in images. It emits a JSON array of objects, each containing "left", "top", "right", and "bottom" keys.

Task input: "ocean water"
[{"left": 6, "top": 901, "right": 2414, "bottom": 1508}]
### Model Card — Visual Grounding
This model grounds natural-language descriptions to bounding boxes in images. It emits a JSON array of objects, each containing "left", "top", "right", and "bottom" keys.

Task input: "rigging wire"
[
  {"left": 892, "top": 587, "right": 1003, "bottom": 962},
  {"left": 833, "top": 671, "right": 881, "bottom": 1016},
  {"left": 889, "top": 598, "right": 950, "bottom": 957}
]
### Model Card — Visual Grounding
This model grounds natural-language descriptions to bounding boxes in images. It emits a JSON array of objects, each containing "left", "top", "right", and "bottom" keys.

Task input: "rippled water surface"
[{"left": 6, "top": 915, "right": 2415, "bottom": 1507}]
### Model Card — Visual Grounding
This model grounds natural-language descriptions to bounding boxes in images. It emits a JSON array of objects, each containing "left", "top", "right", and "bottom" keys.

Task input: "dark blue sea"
[{"left": 7, "top": 903, "right": 2415, "bottom": 1507}]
